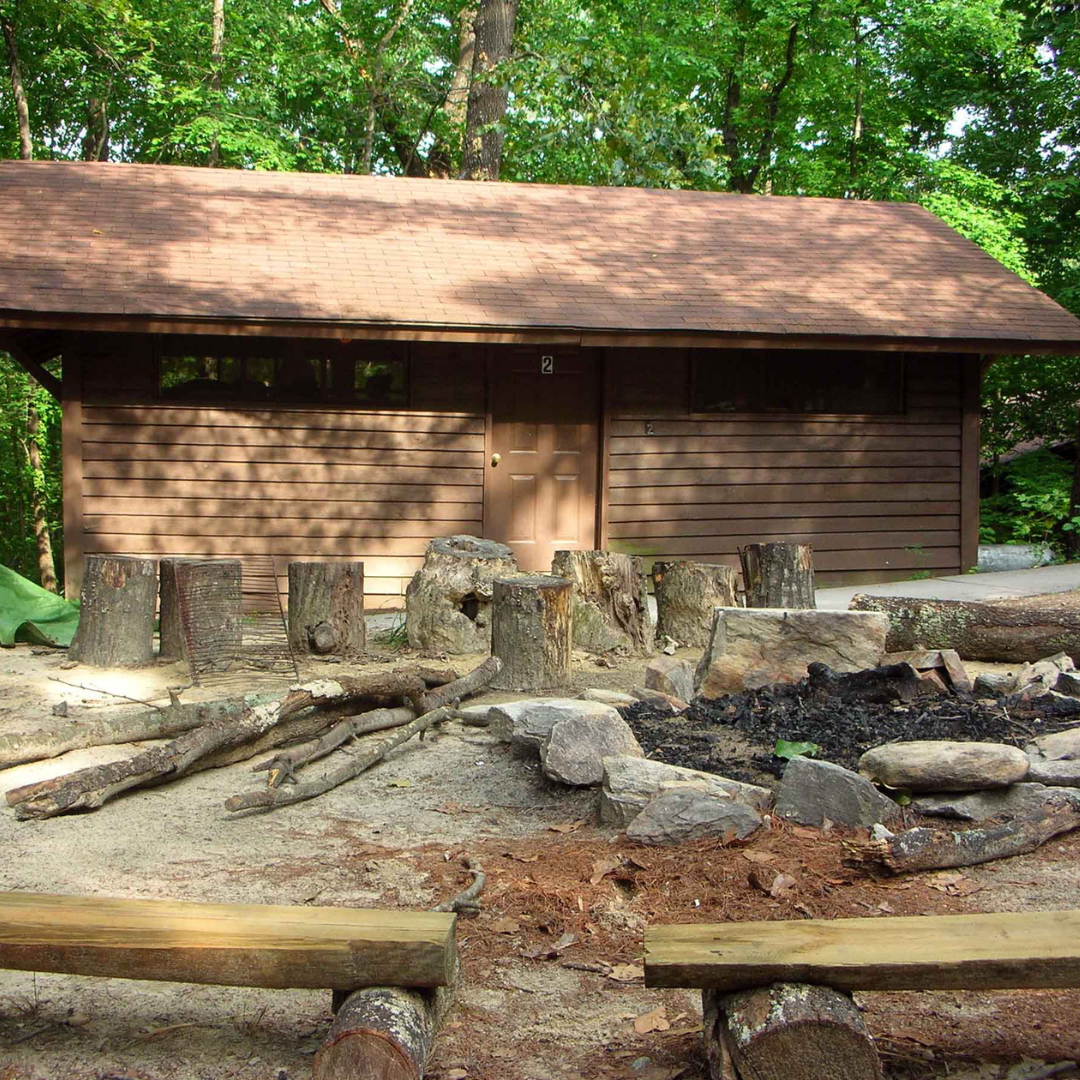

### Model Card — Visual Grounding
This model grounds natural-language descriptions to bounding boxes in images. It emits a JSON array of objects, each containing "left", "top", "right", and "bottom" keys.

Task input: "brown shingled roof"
[{"left": 2, "top": 160, "right": 1078, "bottom": 350}]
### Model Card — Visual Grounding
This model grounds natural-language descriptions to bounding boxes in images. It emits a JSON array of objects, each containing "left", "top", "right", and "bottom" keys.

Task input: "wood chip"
[
  {"left": 590, "top": 857, "right": 623, "bottom": 884},
  {"left": 609, "top": 963, "right": 644, "bottom": 982},
  {"left": 550, "top": 820, "right": 585, "bottom": 834},
  {"left": 633, "top": 1006, "right": 671, "bottom": 1035}
]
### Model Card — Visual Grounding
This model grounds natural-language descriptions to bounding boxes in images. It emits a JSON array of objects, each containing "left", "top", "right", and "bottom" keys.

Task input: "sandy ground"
[{"left": 0, "top": 632, "right": 1078, "bottom": 1080}]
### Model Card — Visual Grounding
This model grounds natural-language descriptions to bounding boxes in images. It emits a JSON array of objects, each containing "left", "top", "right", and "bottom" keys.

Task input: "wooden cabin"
[{"left": 3, "top": 161, "right": 1079, "bottom": 607}]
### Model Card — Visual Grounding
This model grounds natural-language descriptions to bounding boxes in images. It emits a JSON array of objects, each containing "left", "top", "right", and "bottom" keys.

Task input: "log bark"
[
  {"left": 703, "top": 983, "right": 882, "bottom": 1080},
  {"left": 866, "top": 790, "right": 1080, "bottom": 873},
  {"left": 68, "top": 556, "right": 158, "bottom": 667},
  {"left": 420, "top": 655, "right": 501, "bottom": 712},
  {"left": 551, "top": 550, "right": 654, "bottom": 655},
  {"left": 653, "top": 561, "right": 739, "bottom": 648},
  {"left": 288, "top": 562, "right": 366, "bottom": 657},
  {"left": 850, "top": 594, "right": 1080, "bottom": 663},
  {"left": 490, "top": 575, "right": 572, "bottom": 691},
  {"left": 807, "top": 661, "right": 920, "bottom": 704},
  {"left": 739, "top": 543, "right": 816, "bottom": 609},
  {"left": 159, "top": 558, "right": 243, "bottom": 667}
]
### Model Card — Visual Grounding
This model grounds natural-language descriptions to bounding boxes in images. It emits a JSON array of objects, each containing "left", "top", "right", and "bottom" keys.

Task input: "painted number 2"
[{"left": 540, "top": 355, "right": 554, "bottom": 374}]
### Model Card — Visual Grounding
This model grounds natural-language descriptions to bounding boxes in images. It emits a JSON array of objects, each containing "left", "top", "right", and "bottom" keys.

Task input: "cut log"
[
  {"left": 68, "top": 555, "right": 157, "bottom": 667},
  {"left": 551, "top": 549, "right": 653, "bottom": 655},
  {"left": 703, "top": 983, "right": 882, "bottom": 1080},
  {"left": 288, "top": 562, "right": 365, "bottom": 657},
  {"left": 653, "top": 561, "right": 739, "bottom": 648},
  {"left": 405, "top": 535, "right": 519, "bottom": 654},
  {"left": 850, "top": 594, "right": 1080, "bottom": 663},
  {"left": 490, "top": 575, "right": 572, "bottom": 691},
  {"left": 738, "top": 543, "right": 816, "bottom": 609},
  {"left": 159, "top": 558, "right": 243, "bottom": 668},
  {"left": 807, "top": 661, "right": 920, "bottom": 704},
  {"left": 0, "top": 892, "right": 457, "bottom": 990}
]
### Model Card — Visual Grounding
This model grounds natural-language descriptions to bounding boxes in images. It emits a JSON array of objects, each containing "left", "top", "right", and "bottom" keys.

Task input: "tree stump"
[
  {"left": 405, "top": 535, "right": 519, "bottom": 654},
  {"left": 739, "top": 543, "right": 816, "bottom": 609},
  {"left": 653, "top": 561, "right": 740, "bottom": 647},
  {"left": 490, "top": 575, "right": 572, "bottom": 690},
  {"left": 551, "top": 549, "right": 653, "bottom": 655},
  {"left": 68, "top": 555, "right": 157, "bottom": 667},
  {"left": 288, "top": 562, "right": 366, "bottom": 657},
  {"left": 703, "top": 983, "right": 883, "bottom": 1080},
  {"left": 159, "top": 559, "right": 243, "bottom": 666}
]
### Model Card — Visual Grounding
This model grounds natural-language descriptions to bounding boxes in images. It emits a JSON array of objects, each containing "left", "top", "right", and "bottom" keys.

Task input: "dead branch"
[
  {"left": 46, "top": 677, "right": 168, "bottom": 709},
  {"left": 398, "top": 666, "right": 460, "bottom": 688},
  {"left": 434, "top": 856, "right": 485, "bottom": 913},
  {"left": 420, "top": 656, "right": 501, "bottom": 712}
]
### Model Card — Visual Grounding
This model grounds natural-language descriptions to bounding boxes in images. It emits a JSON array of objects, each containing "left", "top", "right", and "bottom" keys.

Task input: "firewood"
[
  {"left": 739, "top": 542, "right": 816, "bottom": 609},
  {"left": 420, "top": 656, "right": 501, "bottom": 712},
  {"left": 807, "top": 661, "right": 920, "bottom": 704}
]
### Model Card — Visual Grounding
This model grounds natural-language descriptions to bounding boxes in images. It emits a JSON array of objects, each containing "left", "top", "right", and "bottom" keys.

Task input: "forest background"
[{"left": 0, "top": 0, "right": 1077, "bottom": 590}]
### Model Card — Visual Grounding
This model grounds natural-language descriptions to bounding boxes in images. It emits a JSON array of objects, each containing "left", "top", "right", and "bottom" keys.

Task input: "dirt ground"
[{"left": 1, "top": 624, "right": 1078, "bottom": 1080}]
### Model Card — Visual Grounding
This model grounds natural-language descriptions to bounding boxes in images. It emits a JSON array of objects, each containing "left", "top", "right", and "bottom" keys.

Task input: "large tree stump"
[
  {"left": 406, "top": 536, "right": 519, "bottom": 654},
  {"left": 68, "top": 555, "right": 157, "bottom": 667},
  {"left": 703, "top": 983, "right": 883, "bottom": 1080},
  {"left": 739, "top": 543, "right": 816, "bottom": 609},
  {"left": 288, "top": 561, "right": 366, "bottom": 657},
  {"left": 159, "top": 558, "right": 243, "bottom": 668},
  {"left": 551, "top": 549, "right": 653, "bottom": 655},
  {"left": 850, "top": 593, "right": 1080, "bottom": 662},
  {"left": 490, "top": 575, "right": 572, "bottom": 690},
  {"left": 653, "top": 561, "right": 740, "bottom": 647}
]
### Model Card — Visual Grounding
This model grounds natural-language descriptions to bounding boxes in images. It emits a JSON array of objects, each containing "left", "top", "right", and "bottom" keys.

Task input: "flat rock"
[
  {"left": 625, "top": 784, "right": 762, "bottom": 845},
  {"left": 644, "top": 656, "right": 695, "bottom": 703},
  {"left": 912, "top": 783, "right": 1064, "bottom": 822},
  {"left": 599, "top": 755, "right": 773, "bottom": 827},
  {"left": 1026, "top": 725, "right": 1080, "bottom": 762},
  {"left": 630, "top": 686, "right": 689, "bottom": 712},
  {"left": 695, "top": 608, "right": 889, "bottom": 696},
  {"left": 539, "top": 712, "right": 643, "bottom": 786},
  {"left": 489, "top": 698, "right": 620, "bottom": 753},
  {"left": 1027, "top": 759, "right": 1080, "bottom": 786},
  {"left": 579, "top": 688, "right": 637, "bottom": 708},
  {"left": 775, "top": 756, "right": 900, "bottom": 828},
  {"left": 858, "top": 740, "right": 1030, "bottom": 792}
]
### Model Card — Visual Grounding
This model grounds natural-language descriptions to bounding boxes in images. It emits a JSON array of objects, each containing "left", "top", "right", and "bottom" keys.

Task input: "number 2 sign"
[{"left": 541, "top": 355, "right": 554, "bottom": 375}]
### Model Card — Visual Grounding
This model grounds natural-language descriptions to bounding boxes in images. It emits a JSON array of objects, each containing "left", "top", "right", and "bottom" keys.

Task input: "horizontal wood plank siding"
[
  {"left": 77, "top": 338, "right": 486, "bottom": 603},
  {"left": 606, "top": 349, "right": 965, "bottom": 584}
]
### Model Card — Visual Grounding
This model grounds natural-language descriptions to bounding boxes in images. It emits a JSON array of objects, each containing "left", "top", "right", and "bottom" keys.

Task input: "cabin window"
[
  {"left": 691, "top": 350, "right": 904, "bottom": 416},
  {"left": 159, "top": 349, "right": 408, "bottom": 405}
]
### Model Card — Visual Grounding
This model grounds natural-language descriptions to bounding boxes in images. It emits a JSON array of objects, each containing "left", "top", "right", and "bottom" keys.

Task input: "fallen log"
[
  {"left": 866, "top": 789, "right": 1080, "bottom": 872},
  {"left": 807, "top": 661, "right": 920, "bottom": 704},
  {"left": 420, "top": 656, "right": 501, "bottom": 713},
  {"left": 850, "top": 594, "right": 1080, "bottom": 663}
]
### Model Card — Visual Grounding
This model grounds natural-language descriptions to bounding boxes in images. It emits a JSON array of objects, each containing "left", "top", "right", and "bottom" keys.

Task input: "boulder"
[
  {"left": 644, "top": 656, "right": 696, "bottom": 703},
  {"left": 489, "top": 698, "right": 619, "bottom": 753},
  {"left": 539, "top": 712, "right": 643, "bottom": 787},
  {"left": 579, "top": 688, "right": 637, "bottom": 708},
  {"left": 625, "top": 784, "right": 763, "bottom": 845},
  {"left": 1026, "top": 725, "right": 1080, "bottom": 762},
  {"left": 912, "top": 783, "right": 1065, "bottom": 822},
  {"left": 695, "top": 608, "right": 889, "bottom": 697},
  {"left": 974, "top": 672, "right": 1015, "bottom": 698},
  {"left": 1027, "top": 760, "right": 1080, "bottom": 786},
  {"left": 858, "top": 740, "right": 1030, "bottom": 792},
  {"left": 775, "top": 756, "right": 901, "bottom": 828},
  {"left": 599, "top": 755, "right": 773, "bottom": 827}
]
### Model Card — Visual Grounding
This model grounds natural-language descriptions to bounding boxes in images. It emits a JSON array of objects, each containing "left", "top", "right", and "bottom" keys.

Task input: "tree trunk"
[
  {"left": 552, "top": 549, "right": 653, "bottom": 655},
  {"left": 653, "top": 561, "right": 739, "bottom": 648},
  {"left": 288, "top": 561, "right": 366, "bottom": 657},
  {"left": 82, "top": 96, "right": 109, "bottom": 161},
  {"left": 1067, "top": 404, "right": 1080, "bottom": 561},
  {"left": 25, "top": 387, "right": 57, "bottom": 593},
  {"left": 459, "top": 0, "right": 518, "bottom": 180},
  {"left": 703, "top": 983, "right": 882, "bottom": 1080},
  {"left": 739, "top": 542, "right": 816, "bottom": 609},
  {"left": 159, "top": 558, "right": 243, "bottom": 667},
  {"left": 2, "top": 15, "right": 31, "bottom": 161},
  {"left": 849, "top": 593, "right": 1080, "bottom": 663},
  {"left": 208, "top": 0, "right": 224, "bottom": 166},
  {"left": 68, "top": 555, "right": 157, "bottom": 667},
  {"left": 490, "top": 575, "right": 572, "bottom": 690},
  {"left": 444, "top": 6, "right": 476, "bottom": 130}
]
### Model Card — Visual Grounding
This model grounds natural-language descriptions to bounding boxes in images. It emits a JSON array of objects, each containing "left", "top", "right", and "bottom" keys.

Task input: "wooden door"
[{"left": 487, "top": 347, "right": 600, "bottom": 572}]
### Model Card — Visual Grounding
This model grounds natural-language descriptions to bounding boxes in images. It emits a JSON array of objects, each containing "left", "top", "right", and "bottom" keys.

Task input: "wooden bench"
[{"left": 645, "top": 911, "right": 1080, "bottom": 1079}]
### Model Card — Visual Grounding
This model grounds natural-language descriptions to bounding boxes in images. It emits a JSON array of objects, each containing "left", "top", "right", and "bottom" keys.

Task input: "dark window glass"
[{"left": 691, "top": 350, "right": 904, "bottom": 416}]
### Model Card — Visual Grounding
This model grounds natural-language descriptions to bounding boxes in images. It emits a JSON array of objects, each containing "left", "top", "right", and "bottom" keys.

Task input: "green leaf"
[{"left": 774, "top": 739, "right": 819, "bottom": 760}]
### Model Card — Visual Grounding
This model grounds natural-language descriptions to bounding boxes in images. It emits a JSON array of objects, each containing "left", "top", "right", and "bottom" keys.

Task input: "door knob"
[{"left": 491, "top": 453, "right": 502, "bottom": 466}]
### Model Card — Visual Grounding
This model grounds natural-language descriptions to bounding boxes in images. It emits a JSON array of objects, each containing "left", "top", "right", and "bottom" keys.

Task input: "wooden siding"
[
  {"left": 604, "top": 348, "right": 966, "bottom": 585},
  {"left": 74, "top": 337, "right": 486, "bottom": 605}
]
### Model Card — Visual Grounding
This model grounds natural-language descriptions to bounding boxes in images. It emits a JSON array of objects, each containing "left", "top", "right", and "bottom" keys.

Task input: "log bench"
[
  {"left": 645, "top": 911, "right": 1080, "bottom": 1079},
  {"left": 0, "top": 892, "right": 458, "bottom": 1079}
]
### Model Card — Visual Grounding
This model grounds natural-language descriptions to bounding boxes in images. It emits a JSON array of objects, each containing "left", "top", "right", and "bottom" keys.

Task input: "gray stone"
[
  {"left": 1027, "top": 725, "right": 1080, "bottom": 762},
  {"left": 1027, "top": 760, "right": 1080, "bottom": 786},
  {"left": 912, "top": 783, "right": 1063, "bottom": 822},
  {"left": 625, "top": 785, "right": 763, "bottom": 845},
  {"left": 599, "top": 755, "right": 773, "bottom": 827},
  {"left": 489, "top": 698, "right": 621, "bottom": 753},
  {"left": 1054, "top": 671, "right": 1080, "bottom": 697},
  {"left": 630, "top": 686, "right": 689, "bottom": 712},
  {"left": 694, "top": 607, "right": 889, "bottom": 697},
  {"left": 456, "top": 704, "right": 493, "bottom": 725},
  {"left": 644, "top": 656, "right": 695, "bottom": 703},
  {"left": 579, "top": 688, "right": 637, "bottom": 708},
  {"left": 775, "top": 756, "right": 901, "bottom": 828},
  {"left": 973, "top": 672, "right": 1016, "bottom": 698},
  {"left": 539, "top": 712, "right": 643, "bottom": 787},
  {"left": 858, "top": 740, "right": 1030, "bottom": 792}
]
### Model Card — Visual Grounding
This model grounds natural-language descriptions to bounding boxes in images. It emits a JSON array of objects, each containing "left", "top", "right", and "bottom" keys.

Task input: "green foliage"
[
  {"left": 979, "top": 449, "right": 1076, "bottom": 547},
  {"left": 774, "top": 739, "right": 819, "bottom": 760}
]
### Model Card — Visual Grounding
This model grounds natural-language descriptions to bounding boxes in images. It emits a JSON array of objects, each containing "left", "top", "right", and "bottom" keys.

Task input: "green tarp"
[{"left": 0, "top": 564, "right": 80, "bottom": 647}]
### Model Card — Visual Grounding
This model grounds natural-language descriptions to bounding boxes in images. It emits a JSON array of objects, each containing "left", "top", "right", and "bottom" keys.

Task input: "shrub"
[{"left": 979, "top": 449, "right": 1077, "bottom": 547}]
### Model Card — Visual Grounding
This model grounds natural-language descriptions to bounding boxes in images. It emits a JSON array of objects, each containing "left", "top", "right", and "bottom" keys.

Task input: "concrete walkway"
[{"left": 816, "top": 563, "right": 1080, "bottom": 611}]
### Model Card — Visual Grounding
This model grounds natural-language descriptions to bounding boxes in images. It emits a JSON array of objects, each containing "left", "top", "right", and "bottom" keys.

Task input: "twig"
[
  {"left": 46, "top": 677, "right": 165, "bottom": 710},
  {"left": 433, "top": 856, "right": 485, "bottom": 914}
]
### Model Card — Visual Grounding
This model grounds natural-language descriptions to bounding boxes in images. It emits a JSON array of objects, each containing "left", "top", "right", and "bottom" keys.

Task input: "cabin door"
[{"left": 486, "top": 347, "right": 600, "bottom": 572}]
